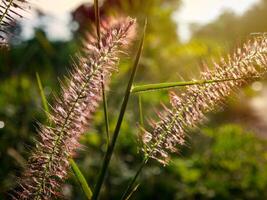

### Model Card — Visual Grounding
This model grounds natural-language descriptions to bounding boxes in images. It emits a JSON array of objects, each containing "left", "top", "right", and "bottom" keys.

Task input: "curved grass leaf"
[{"left": 70, "top": 159, "right": 93, "bottom": 200}]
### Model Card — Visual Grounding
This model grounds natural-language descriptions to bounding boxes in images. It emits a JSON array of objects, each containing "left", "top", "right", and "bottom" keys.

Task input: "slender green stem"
[
  {"left": 138, "top": 95, "right": 144, "bottom": 126},
  {"left": 124, "top": 184, "right": 140, "bottom": 200},
  {"left": 120, "top": 158, "right": 148, "bottom": 200},
  {"left": 36, "top": 72, "right": 50, "bottom": 118},
  {"left": 131, "top": 76, "right": 260, "bottom": 93},
  {"left": 101, "top": 75, "right": 110, "bottom": 146},
  {"left": 70, "top": 159, "right": 93, "bottom": 200},
  {"left": 94, "top": 0, "right": 109, "bottom": 146},
  {"left": 92, "top": 21, "right": 147, "bottom": 200}
]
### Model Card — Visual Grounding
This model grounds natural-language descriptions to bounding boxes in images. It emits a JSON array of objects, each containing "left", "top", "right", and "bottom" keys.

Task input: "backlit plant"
[{"left": 1, "top": 0, "right": 267, "bottom": 199}]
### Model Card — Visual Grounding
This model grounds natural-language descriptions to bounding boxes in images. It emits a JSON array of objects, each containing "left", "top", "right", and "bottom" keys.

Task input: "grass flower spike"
[
  {"left": 142, "top": 35, "right": 267, "bottom": 165},
  {"left": 16, "top": 17, "right": 136, "bottom": 199},
  {"left": 0, "top": 0, "right": 29, "bottom": 45}
]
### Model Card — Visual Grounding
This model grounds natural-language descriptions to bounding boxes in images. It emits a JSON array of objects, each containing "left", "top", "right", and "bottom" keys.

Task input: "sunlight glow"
[
  {"left": 22, "top": 0, "right": 260, "bottom": 41},
  {"left": 175, "top": 0, "right": 260, "bottom": 41}
]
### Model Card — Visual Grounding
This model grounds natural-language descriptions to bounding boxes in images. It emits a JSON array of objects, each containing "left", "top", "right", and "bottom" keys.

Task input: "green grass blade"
[
  {"left": 131, "top": 76, "right": 260, "bottom": 93},
  {"left": 120, "top": 158, "right": 148, "bottom": 200},
  {"left": 95, "top": 0, "right": 110, "bottom": 146},
  {"left": 70, "top": 159, "right": 93, "bottom": 200},
  {"left": 36, "top": 72, "right": 50, "bottom": 117},
  {"left": 92, "top": 20, "right": 147, "bottom": 200},
  {"left": 138, "top": 95, "right": 144, "bottom": 126},
  {"left": 101, "top": 75, "right": 110, "bottom": 146},
  {"left": 124, "top": 184, "right": 140, "bottom": 200}
]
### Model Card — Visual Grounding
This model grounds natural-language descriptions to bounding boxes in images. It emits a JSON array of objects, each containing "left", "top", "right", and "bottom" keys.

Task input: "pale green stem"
[
  {"left": 70, "top": 159, "right": 93, "bottom": 200},
  {"left": 131, "top": 76, "right": 259, "bottom": 93}
]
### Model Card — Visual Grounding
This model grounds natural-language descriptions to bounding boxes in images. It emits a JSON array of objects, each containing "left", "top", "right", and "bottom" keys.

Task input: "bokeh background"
[{"left": 1, "top": 0, "right": 267, "bottom": 199}]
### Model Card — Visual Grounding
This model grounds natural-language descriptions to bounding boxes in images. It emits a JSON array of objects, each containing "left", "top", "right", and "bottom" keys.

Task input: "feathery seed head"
[
  {"left": 15, "top": 17, "right": 136, "bottom": 199},
  {"left": 142, "top": 34, "right": 267, "bottom": 165}
]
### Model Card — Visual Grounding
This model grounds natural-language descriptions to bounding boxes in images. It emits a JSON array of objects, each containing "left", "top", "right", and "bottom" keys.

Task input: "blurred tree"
[{"left": 72, "top": 0, "right": 182, "bottom": 82}]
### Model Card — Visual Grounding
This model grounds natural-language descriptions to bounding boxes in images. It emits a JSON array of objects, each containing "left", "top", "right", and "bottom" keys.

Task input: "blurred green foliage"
[
  {"left": 0, "top": 0, "right": 267, "bottom": 199},
  {"left": 133, "top": 124, "right": 267, "bottom": 199}
]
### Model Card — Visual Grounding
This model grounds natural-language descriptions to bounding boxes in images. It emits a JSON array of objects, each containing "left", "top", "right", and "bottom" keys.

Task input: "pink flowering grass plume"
[
  {"left": 142, "top": 35, "right": 267, "bottom": 165},
  {"left": 0, "top": 0, "right": 30, "bottom": 46},
  {"left": 14, "top": 17, "right": 136, "bottom": 199}
]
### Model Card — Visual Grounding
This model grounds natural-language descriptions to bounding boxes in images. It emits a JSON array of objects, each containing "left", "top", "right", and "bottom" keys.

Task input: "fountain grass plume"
[
  {"left": 142, "top": 35, "right": 267, "bottom": 165},
  {"left": 15, "top": 17, "right": 136, "bottom": 200}
]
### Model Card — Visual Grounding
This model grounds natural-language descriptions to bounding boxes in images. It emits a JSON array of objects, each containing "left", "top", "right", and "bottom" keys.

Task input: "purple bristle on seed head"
[{"left": 0, "top": 0, "right": 30, "bottom": 46}]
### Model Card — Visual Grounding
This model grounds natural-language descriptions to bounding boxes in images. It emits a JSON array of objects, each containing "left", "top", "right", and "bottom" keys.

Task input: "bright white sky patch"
[
  {"left": 22, "top": 0, "right": 260, "bottom": 41},
  {"left": 33, "top": 0, "right": 92, "bottom": 15},
  {"left": 22, "top": 0, "right": 93, "bottom": 40},
  {"left": 175, "top": 0, "right": 260, "bottom": 42}
]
